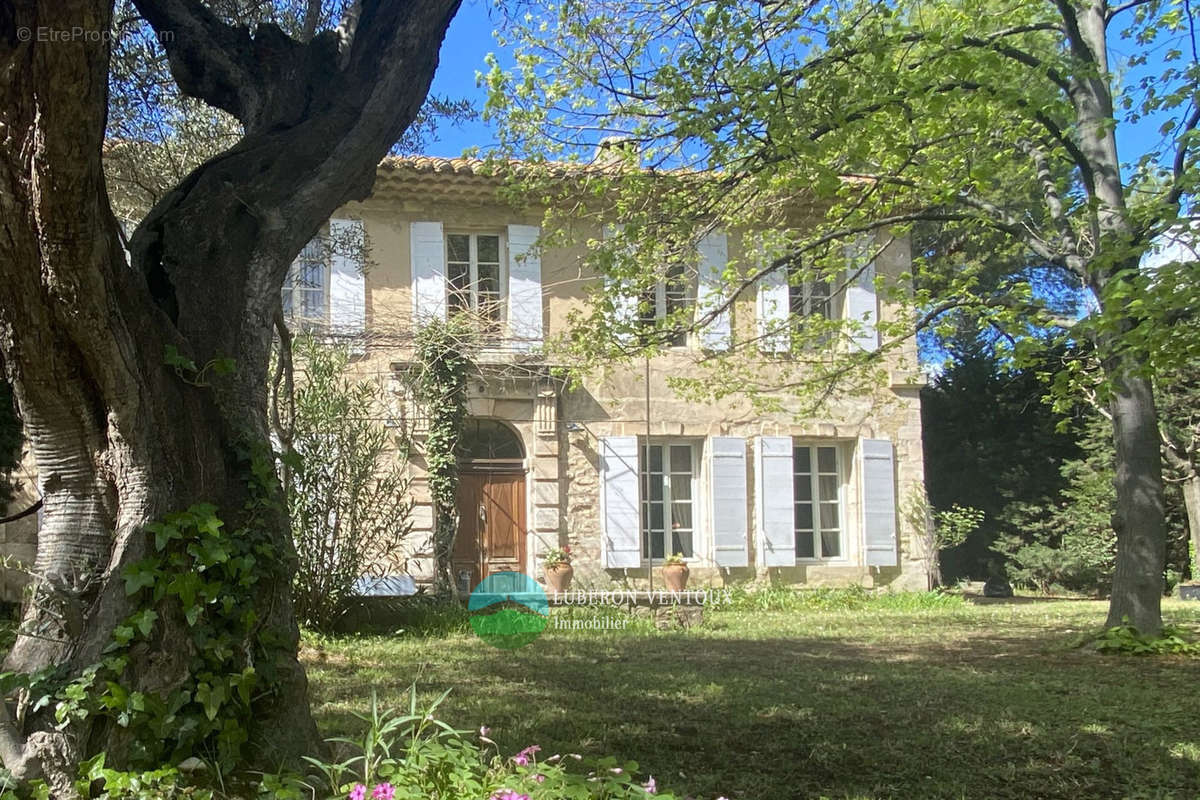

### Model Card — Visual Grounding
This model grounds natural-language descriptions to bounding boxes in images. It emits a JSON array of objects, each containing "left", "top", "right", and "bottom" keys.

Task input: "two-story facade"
[{"left": 282, "top": 155, "right": 930, "bottom": 594}]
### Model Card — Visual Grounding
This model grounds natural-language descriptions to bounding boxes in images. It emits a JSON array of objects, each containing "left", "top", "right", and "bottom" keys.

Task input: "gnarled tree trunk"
[{"left": 0, "top": 0, "right": 460, "bottom": 789}]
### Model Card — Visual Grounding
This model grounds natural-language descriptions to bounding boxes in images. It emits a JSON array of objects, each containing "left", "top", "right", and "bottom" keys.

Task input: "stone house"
[
  {"left": 293, "top": 156, "right": 930, "bottom": 594},
  {"left": 0, "top": 154, "right": 931, "bottom": 600}
]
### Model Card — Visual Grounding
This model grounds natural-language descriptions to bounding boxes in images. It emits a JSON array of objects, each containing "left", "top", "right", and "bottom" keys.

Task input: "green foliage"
[
  {"left": 719, "top": 584, "right": 965, "bottom": 612},
  {"left": 921, "top": 337, "right": 1086, "bottom": 580},
  {"left": 0, "top": 449, "right": 291, "bottom": 780},
  {"left": 283, "top": 336, "right": 413, "bottom": 631},
  {"left": 410, "top": 319, "right": 476, "bottom": 593},
  {"left": 293, "top": 685, "right": 674, "bottom": 800},
  {"left": 1087, "top": 622, "right": 1200, "bottom": 657},
  {"left": 73, "top": 755, "right": 211, "bottom": 800}
]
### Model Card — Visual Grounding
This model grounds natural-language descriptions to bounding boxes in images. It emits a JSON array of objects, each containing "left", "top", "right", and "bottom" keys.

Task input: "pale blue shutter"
[
  {"left": 756, "top": 240, "right": 789, "bottom": 354},
  {"left": 601, "top": 436, "right": 641, "bottom": 568},
  {"left": 710, "top": 437, "right": 748, "bottom": 567},
  {"left": 862, "top": 438, "right": 898, "bottom": 567},
  {"left": 329, "top": 218, "right": 366, "bottom": 336},
  {"left": 844, "top": 234, "right": 878, "bottom": 351},
  {"left": 602, "top": 226, "right": 637, "bottom": 345},
  {"left": 411, "top": 221, "right": 446, "bottom": 322},
  {"left": 507, "top": 224, "right": 543, "bottom": 350},
  {"left": 755, "top": 436, "right": 795, "bottom": 566},
  {"left": 696, "top": 232, "right": 731, "bottom": 350}
]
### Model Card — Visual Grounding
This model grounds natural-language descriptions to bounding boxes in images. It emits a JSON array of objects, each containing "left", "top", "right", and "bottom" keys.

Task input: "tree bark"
[
  {"left": 1057, "top": 0, "right": 1168, "bottom": 633},
  {"left": 0, "top": 0, "right": 460, "bottom": 786}
]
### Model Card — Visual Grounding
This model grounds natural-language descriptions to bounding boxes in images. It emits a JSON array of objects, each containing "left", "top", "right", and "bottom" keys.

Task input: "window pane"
[
  {"left": 647, "top": 445, "right": 663, "bottom": 473},
  {"left": 649, "top": 504, "right": 664, "bottom": 531},
  {"left": 819, "top": 475, "right": 839, "bottom": 502},
  {"left": 794, "top": 503, "right": 813, "bottom": 531},
  {"left": 477, "top": 235, "right": 500, "bottom": 264},
  {"left": 671, "top": 477, "right": 692, "bottom": 501},
  {"left": 670, "top": 530, "right": 693, "bottom": 559},
  {"left": 670, "top": 445, "right": 691, "bottom": 473},
  {"left": 448, "top": 263, "right": 470, "bottom": 311},
  {"left": 796, "top": 531, "right": 815, "bottom": 558},
  {"left": 794, "top": 447, "right": 811, "bottom": 473},
  {"left": 795, "top": 472, "right": 813, "bottom": 502},
  {"left": 671, "top": 502, "right": 692, "bottom": 531},
  {"left": 820, "top": 502, "right": 839, "bottom": 530},
  {"left": 648, "top": 475, "right": 664, "bottom": 502},
  {"left": 447, "top": 234, "right": 470, "bottom": 263},
  {"left": 817, "top": 446, "right": 838, "bottom": 474},
  {"left": 788, "top": 281, "right": 804, "bottom": 316},
  {"left": 649, "top": 531, "right": 665, "bottom": 560},
  {"left": 821, "top": 529, "right": 841, "bottom": 558}
]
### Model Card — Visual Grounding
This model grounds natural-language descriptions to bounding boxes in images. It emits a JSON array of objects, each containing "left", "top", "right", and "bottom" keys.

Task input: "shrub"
[
  {"left": 290, "top": 686, "right": 680, "bottom": 800},
  {"left": 280, "top": 336, "right": 414, "bottom": 631}
]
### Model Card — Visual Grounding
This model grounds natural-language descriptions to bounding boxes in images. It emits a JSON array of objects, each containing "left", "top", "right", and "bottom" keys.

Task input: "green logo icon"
[{"left": 468, "top": 571, "right": 549, "bottom": 650}]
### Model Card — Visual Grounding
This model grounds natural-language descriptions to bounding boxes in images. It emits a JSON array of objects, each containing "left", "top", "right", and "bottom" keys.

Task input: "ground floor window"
[
  {"left": 794, "top": 443, "right": 843, "bottom": 559},
  {"left": 641, "top": 441, "right": 695, "bottom": 559}
]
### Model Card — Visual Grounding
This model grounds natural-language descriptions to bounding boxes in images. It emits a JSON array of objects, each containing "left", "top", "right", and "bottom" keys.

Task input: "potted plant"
[
  {"left": 661, "top": 553, "right": 690, "bottom": 592},
  {"left": 543, "top": 545, "right": 574, "bottom": 593}
]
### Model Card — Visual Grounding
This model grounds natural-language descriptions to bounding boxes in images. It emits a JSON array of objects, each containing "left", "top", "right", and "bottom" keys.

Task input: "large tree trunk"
[
  {"left": 0, "top": 0, "right": 460, "bottom": 789},
  {"left": 1064, "top": 0, "right": 1167, "bottom": 633},
  {"left": 1103, "top": 364, "right": 1166, "bottom": 631}
]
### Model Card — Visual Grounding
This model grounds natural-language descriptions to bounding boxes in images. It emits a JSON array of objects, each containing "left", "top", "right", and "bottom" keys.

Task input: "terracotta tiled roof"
[{"left": 379, "top": 155, "right": 495, "bottom": 176}]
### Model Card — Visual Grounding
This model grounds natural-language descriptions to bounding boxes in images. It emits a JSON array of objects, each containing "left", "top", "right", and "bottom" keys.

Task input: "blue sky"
[{"left": 424, "top": 2, "right": 1185, "bottom": 170}]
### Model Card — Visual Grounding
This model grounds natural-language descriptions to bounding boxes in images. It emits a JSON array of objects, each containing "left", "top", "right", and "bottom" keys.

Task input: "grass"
[{"left": 304, "top": 593, "right": 1200, "bottom": 800}]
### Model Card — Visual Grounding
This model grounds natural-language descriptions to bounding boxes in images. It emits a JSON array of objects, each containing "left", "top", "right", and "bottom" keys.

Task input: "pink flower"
[
  {"left": 534, "top": 774, "right": 546, "bottom": 783},
  {"left": 489, "top": 791, "right": 530, "bottom": 800},
  {"left": 347, "top": 785, "right": 366, "bottom": 800},
  {"left": 479, "top": 725, "right": 492, "bottom": 738},
  {"left": 644, "top": 776, "right": 657, "bottom": 794},
  {"left": 371, "top": 783, "right": 395, "bottom": 800},
  {"left": 512, "top": 744, "right": 541, "bottom": 766}
]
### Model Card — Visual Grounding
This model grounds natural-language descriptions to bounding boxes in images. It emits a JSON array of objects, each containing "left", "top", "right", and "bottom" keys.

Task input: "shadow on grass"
[{"left": 306, "top": 614, "right": 1200, "bottom": 800}]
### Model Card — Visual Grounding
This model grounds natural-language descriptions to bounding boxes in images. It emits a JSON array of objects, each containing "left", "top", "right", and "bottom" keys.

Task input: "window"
[
  {"left": 793, "top": 444, "right": 843, "bottom": 559},
  {"left": 446, "top": 233, "right": 503, "bottom": 324},
  {"left": 637, "top": 263, "right": 691, "bottom": 346},
  {"left": 282, "top": 235, "right": 328, "bottom": 322},
  {"left": 640, "top": 442, "right": 695, "bottom": 559},
  {"left": 788, "top": 262, "right": 832, "bottom": 320}
]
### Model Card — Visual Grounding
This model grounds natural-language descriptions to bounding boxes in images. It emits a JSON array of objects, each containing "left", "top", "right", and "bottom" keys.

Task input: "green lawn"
[{"left": 304, "top": 597, "right": 1200, "bottom": 800}]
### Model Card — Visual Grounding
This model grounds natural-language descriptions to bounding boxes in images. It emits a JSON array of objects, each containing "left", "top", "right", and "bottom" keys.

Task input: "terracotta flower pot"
[
  {"left": 545, "top": 563, "right": 574, "bottom": 593},
  {"left": 661, "top": 563, "right": 689, "bottom": 592}
]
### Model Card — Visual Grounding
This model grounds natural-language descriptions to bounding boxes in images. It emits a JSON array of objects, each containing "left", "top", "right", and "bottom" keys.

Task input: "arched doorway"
[{"left": 452, "top": 419, "right": 527, "bottom": 593}]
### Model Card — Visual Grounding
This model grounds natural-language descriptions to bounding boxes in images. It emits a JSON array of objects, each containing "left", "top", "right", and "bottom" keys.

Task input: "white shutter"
[
  {"left": 411, "top": 221, "right": 446, "bottom": 322},
  {"left": 755, "top": 436, "right": 795, "bottom": 566},
  {"left": 844, "top": 234, "right": 878, "bottom": 351},
  {"left": 601, "top": 436, "right": 641, "bottom": 568},
  {"left": 507, "top": 224, "right": 543, "bottom": 350},
  {"left": 710, "top": 437, "right": 748, "bottom": 567},
  {"left": 756, "top": 242, "right": 790, "bottom": 354},
  {"left": 329, "top": 218, "right": 366, "bottom": 336},
  {"left": 861, "top": 438, "right": 898, "bottom": 567},
  {"left": 603, "top": 226, "right": 637, "bottom": 345},
  {"left": 696, "top": 232, "right": 731, "bottom": 350}
]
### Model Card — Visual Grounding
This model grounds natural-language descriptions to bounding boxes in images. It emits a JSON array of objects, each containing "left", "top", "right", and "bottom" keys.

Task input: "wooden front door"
[{"left": 452, "top": 470, "right": 526, "bottom": 593}]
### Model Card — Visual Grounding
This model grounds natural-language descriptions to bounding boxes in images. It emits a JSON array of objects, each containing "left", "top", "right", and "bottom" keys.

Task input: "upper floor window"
[
  {"left": 640, "top": 441, "right": 696, "bottom": 560},
  {"left": 788, "top": 262, "right": 832, "bottom": 320},
  {"left": 794, "top": 443, "right": 843, "bottom": 560},
  {"left": 637, "top": 263, "right": 691, "bottom": 347},
  {"left": 282, "top": 235, "right": 328, "bottom": 322},
  {"left": 446, "top": 232, "right": 503, "bottom": 325}
]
